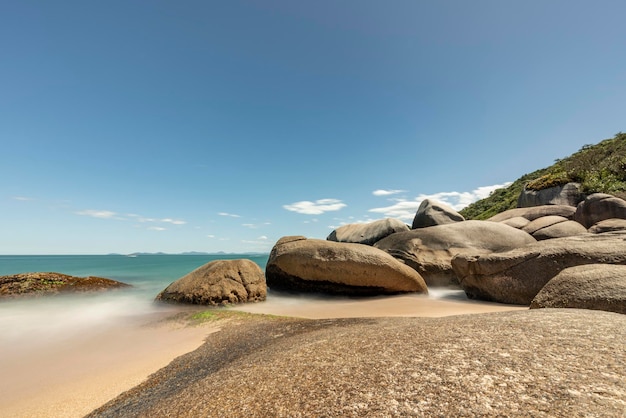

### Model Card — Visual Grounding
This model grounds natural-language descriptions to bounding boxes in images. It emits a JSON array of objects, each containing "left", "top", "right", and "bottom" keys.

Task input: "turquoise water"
[
  {"left": 0, "top": 254, "right": 270, "bottom": 344},
  {"left": 0, "top": 254, "right": 269, "bottom": 297}
]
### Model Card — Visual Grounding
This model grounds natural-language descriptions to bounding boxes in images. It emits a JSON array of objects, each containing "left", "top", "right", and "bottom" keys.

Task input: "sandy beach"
[
  {"left": 0, "top": 290, "right": 527, "bottom": 418},
  {"left": 0, "top": 310, "right": 219, "bottom": 418}
]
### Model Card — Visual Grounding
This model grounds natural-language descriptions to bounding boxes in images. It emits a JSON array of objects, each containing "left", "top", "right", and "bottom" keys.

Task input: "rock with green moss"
[
  {"left": 517, "top": 182, "right": 583, "bottom": 208},
  {"left": 0, "top": 272, "right": 130, "bottom": 299}
]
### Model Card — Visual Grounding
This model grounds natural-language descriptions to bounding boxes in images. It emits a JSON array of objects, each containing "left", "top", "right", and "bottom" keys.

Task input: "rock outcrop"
[
  {"left": 452, "top": 232, "right": 626, "bottom": 305},
  {"left": 517, "top": 182, "right": 583, "bottom": 208},
  {"left": 521, "top": 216, "right": 588, "bottom": 240},
  {"left": 530, "top": 264, "right": 626, "bottom": 314},
  {"left": 574, "top": 193, "right": 626, "bottom": 228},
  {"left": 411, "top": 199, "right": 464, "bottom": 229},
  {"left": 265, "top": 236, "right": 427, "bottom": 295},
  {"left": 327, "top": 218, "right": 409, "bottom": 245},
  {"left": 374, "top": 220, "right": 536, "bottom": 286},
  {"left": 589, "top": 218, "right": 626, "bottom": 233},
  {"left": 488, "top": 205, "right": 576, "bottom": 223},
  {"left": 156, "top": 259, "right": 266, "bottom": 305},
  {"left": 88, "top": 310, "right": 626, "bottom": 418},
  {"left": 0, "top": 272, "right": 130, "bottom": 299}
]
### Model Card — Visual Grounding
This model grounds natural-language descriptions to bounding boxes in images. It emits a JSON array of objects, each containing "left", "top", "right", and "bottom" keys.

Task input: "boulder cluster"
[
  {"left": 263, "top": 187, "right": 626, "bottom": 314},
  {"left": 156, "top": 186, "right": 626, "bottom": 314}
]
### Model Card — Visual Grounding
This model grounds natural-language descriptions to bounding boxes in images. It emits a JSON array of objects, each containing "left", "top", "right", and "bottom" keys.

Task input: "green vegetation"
[
  {"left": 460, "top": 132, "right": 626, "bottom": 220},
  {"left": 188, "top": 308, "right": 284, "bottom": 324}
]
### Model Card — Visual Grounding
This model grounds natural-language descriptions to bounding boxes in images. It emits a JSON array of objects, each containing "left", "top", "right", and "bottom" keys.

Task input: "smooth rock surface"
[
  {"left": 156, "top": 259, "right": 266, "bottom": 305},
  {"left": 327, "top": 218, "right": 409, "bottom": 245},
  {"left": 517, "top": 182, "right": 583, "bottom": 208},
  {"left": 375, "top": 220, "right": 536, "bottom": 286},
  {"left": 88, "top": 309, "right": 626, "bottom": 418},
  {"left": 411, "top": 199, "right": 464, "bottom": 229},
  {"left": 589, "top": 218, "right": 626, "bottom": 233},
  {"left": 530, "top": 264, "right": 626, "bottom": 314},
  {"left": 488, "top": 205, "right": 576, "bottom": 223},
  {"left": 266, "top": 236, "right": 427, "bottom": 295},
  {"left": 574, "top": 193, "right": 626, "bottom": 228},
  {"left": 452, "top": 232, "right": 626, "bottom": 305}
]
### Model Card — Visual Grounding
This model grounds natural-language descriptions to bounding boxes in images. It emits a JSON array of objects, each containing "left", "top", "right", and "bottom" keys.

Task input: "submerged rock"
[
  {"left": 0, "top": 272, "right": 130, "bottom": 299},
  {"left": 156, "top": 259, "right": 266, "bottom": 306}
]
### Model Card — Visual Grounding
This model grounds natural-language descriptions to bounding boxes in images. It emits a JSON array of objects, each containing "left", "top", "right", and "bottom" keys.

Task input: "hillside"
[{"left": 459, "top": 132, "right": 626, "bottom": 220}]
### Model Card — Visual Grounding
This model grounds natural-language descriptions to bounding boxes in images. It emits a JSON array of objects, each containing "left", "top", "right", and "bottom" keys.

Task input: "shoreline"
[
  {"left": 0, "top": 311, "right": 219, "bottom": 418},
  {"left": 0, "top": 292, "right": 526, "bottom": 417}
]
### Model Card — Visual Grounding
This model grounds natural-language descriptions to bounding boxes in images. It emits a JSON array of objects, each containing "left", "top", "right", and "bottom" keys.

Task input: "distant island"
[{"left": 107, "top": 251, "right": 269, "bottom": 257}]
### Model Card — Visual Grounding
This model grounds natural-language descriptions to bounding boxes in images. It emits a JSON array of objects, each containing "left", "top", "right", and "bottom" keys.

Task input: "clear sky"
[{"left": 2, "top": 0, "right": 624, "bottom": 254}]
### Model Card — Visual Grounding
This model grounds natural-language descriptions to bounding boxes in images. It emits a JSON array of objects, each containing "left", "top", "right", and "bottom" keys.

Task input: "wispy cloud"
[
  {"left": 78, "top": 210, "right": 187, "bottom": 228},
  {"left": 12, "top": 196, "right": 35, "bottom": 201},
  {"left": 161, "top": 218, "right": 186, "bottom": 225},
  {"left": 372, "top": 189, "right": 406, "bottom": 196},
  {"left": 218, "top": 212, "right": 241, "bottom": 218},
  {"left": 241, "top": 236, "right": 272, "bottom": 247},
  {"left": 207, "top": 234, "right": 216, "bottom": 238},
  {"left": 75, "top": 209, "right": 121, "bottom": 220},
  {"left": 283, "top": 198, "right": 347, "bottom": 215},
  {"left": 242, "top": 222, "right": 271, "bottom": 229},
  {"left": 368, "top": 183, "right": 511, "bottom": 220}
]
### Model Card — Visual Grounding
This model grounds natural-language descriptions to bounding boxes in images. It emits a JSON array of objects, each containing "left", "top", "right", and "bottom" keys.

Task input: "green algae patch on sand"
[{"left": 186, "top": 308, "right": 289, "bottom": 326}]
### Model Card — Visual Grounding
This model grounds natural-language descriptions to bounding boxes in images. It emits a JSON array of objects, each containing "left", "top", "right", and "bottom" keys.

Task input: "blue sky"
[{"left": 1, "top": 0, "right": 624, "bottom": 254}]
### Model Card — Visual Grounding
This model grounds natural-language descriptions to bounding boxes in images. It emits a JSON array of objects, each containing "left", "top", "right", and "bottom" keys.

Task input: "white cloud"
[
  {"left": 207, "top": 234, "right": 216, "bottom": 238},
  {"left": 368, "top": 182, "right": 511, "bottom": 220},
  {"left": 218, "top": 212, "right": 241, "bottom": 218},
  {"left": 283, "top": 199, "right": 347, "bottom": 215},
  {"left": 161, "top": 218, "right": 186, "bottom": 225},
  {"left": 148, "top": 226, "right": 166, "bottom": 231},
  {"left": 257, "top": 235, "right": 268, "bottom": 240},
  {"left": 127, "top": 213, "right": 187, "bottom": 225},
  {"left": 372, "top": 189, "right": 406, "bottom": 196},
  {"left": 75, "top": 209, "right": 120, "bottom": 219},
  {"left": 13, "top": 196, "right": 34, "bottom": 201}
]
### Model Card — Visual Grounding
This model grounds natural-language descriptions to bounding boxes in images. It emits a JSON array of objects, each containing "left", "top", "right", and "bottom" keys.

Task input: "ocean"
[{"left": 0, "top": 254, "right": 269, "bottom": 343}]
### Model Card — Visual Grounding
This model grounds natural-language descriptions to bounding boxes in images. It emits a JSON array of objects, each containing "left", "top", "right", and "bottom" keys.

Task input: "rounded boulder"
[
  {"left": 156, "top": 259, "right": 266, "bottom": 305},
  {"left": 266, "top": 236, "right": 427, "bottom": 295}
]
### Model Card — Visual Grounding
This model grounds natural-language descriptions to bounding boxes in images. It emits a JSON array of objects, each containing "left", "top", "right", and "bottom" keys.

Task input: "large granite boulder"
[
  {"left": 521, "top": 216, "right": 588, "bottom": 240},
  {"left": 0, "top": 272, "right": 130, "bottom": 299},
  {"left": 265, "top": 236, "right": 427, "bottom": 295},
  {"left": 589, "top": 218, "right": 626, "bottom": 234},
  {"left": 452, "top": 232, "right": 626, "bottom": 305},
  {"left": 156, "top": 259, "right": 266, "bottom": 305},
  {"left": 411, "top": 199, "right": 464, "bottom": 229},
  {"left": 530, "top": 264, "right": 626, "bottom": 314},
  {"left": 517, "top": 182, "right": 583, "bottom": 208},
  {"left": 327, "top": 218, "right": 409, "bottom": 245},
  {"left": 374, "top": 220, "right": 536, "bottom": 286},
  {"left": 488, "top": 205, "right": 576, "bottom": 223},
  {"left": 574, "top": 193, "right": 626, "bottom": 228}
]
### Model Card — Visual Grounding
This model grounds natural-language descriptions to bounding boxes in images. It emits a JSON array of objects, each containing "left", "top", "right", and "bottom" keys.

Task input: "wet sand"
[
  {"left": 0, "top": 314, "right": 219, "bottom": 418},
  {"left": 233, "top": 288, "right": 527, "bottom": 319},
  {"left": 0, "top": 290, "right": 525, "bottom": 417}
]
